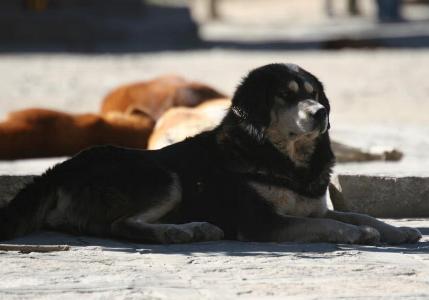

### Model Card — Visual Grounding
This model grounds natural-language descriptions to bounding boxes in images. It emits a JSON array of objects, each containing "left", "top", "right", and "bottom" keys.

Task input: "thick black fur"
[{"left": 0, "top": 63, "right": 334, "bottom": 242}]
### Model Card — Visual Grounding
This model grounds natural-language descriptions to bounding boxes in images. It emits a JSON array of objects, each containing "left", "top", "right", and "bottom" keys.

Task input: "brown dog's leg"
[
  {"left": 111, "top": 218, "right": 224, "bottom": 244},
  {"left": 324, "top": 210, "right": 421, "bottom": 244}
]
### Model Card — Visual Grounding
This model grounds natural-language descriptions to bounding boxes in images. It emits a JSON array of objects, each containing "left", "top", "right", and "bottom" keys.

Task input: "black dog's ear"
[{"left": 231, "top": 68, "right": 275, "bottom": 131}]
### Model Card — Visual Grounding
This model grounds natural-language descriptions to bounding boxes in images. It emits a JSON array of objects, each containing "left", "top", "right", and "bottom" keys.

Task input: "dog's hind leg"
[
  {"left": 324, "top": 210, "right": 421, "bottom": 244},
  {"left": 111, "top": 217, "right": 224, "bottom": 244}
]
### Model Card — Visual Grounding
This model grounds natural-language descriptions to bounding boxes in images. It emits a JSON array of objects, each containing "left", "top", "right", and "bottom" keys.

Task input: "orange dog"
[
  {"left": 148, "top": 99, "right": 230, "bottom": 150},
  {"left": 0, "top": 75, "right": 225, "bottom": 160},
  {"left": 101, "top": 75, "right": 226, "bottom": 121},
  {"left": 0, "top": 109, "right": 154, "bottom": 160}
]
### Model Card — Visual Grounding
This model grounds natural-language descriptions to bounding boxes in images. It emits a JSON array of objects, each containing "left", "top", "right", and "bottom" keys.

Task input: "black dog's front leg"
[
  {"left": 324, "top": 210, "right": 421, "bottom": 244},
  {"left": 111, "top": 217, "right": 224, "bottom": 244},
  {"left": 239, "top": 214, "right": 380, "bottom": 244}
]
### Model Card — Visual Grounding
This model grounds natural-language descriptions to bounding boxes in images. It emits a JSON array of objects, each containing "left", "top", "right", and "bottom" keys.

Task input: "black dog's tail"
[{"left": 0, "top": 176, "right": 56, "bottom": 241}]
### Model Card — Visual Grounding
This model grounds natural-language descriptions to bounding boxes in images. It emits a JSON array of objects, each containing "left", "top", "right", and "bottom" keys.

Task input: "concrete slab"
[{"left": 330, "top": 175, "right": 429, "bottom": 217}]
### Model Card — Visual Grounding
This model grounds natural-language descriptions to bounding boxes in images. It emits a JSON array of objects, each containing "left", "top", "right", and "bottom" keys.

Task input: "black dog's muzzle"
[{"left": 313, "top": 107, "right": 329, "bottom": 133}]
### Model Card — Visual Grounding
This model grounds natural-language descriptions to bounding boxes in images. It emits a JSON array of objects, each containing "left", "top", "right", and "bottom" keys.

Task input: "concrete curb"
[
  {"left": 330, "top": 175, "right": 429, "bottom": 218},
  {"left": 1, "top": 175, "right": 428, "bottom": 218}
]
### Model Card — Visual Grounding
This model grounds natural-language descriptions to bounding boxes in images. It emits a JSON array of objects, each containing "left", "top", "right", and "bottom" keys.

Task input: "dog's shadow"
[{"left": 2, "top": 229, "right": 429, "bottom": 257}]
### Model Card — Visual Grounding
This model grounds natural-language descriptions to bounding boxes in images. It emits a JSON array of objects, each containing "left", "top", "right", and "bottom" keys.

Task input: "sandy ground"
[{"left": 1, "top": 219, "right": 428, "bottom": 299}]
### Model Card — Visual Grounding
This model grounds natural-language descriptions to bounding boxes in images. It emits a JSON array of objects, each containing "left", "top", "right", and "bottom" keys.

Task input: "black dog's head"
[
  {"left": 230, "top": 63, "right": 331, "bottom": 166},
  {"left": 232, "top": 63, "right": 330, "bottom": 139}
]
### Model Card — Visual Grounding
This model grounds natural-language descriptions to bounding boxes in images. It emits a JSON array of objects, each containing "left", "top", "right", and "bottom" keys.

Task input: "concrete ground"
[
  {"left": 1, "top": 49, "right": 429, "bottom": 298},
  {"left": 1, "top": 219, "right": 429, "bottom": 299}
]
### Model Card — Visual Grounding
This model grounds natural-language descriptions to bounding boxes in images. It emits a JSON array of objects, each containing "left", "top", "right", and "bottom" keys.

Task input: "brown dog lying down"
[
  {"left": 148, "top": 99, "right": 403, "bottom": 163},
  {"left": 101, "top": 74, "right": 226, "bottom": 121},
  {"left": 0, "top": 75, "right": 225, "bottom": 160},
  {"left": 0, "top": 109, "right": 154, "bottom": 160}
]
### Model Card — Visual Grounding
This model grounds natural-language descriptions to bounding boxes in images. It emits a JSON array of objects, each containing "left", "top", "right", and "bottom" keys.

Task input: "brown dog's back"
[
  {"left": 100, "top": 75, "right": 226, "bottom": 121},
  {"left": 148, "top": 99, "right": 230, "bottom": 150},
  {"left": 0, "top": 108, "right": 154, "bottom": 159}
]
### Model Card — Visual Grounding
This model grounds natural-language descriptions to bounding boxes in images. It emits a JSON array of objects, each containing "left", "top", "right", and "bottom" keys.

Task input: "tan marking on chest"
[
  {"left": 249, "top": 181, "right": 328, "bottom": 217},
  {"left": 266, "top": 129, "right": 316, "bottom": 167}
]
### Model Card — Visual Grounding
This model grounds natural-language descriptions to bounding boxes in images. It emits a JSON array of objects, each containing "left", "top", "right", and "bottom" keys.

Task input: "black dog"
[{"left": 0, "top": 63, "right": 421, "bottom": 244}]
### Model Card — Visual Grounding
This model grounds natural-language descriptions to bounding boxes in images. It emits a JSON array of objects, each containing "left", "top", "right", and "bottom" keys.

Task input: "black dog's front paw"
[
  {"left": 380, "top": 226, "right": 422, "bottom": 245},
  {"left": 330, "top": 224, "right": 380, "bottom": 245},
  {"left": 398, "top": 226, "right": 422, "bottom": 244},
  {"left": 182, "top": 222, "right": 224, "bottom": 242},
  {"left": 161, "top": 222, "right": 224, "bottom": 243},
  {"left": 355, "top": 225, "right": 381, "bottom": 245},
  {"left": 163, "top": 225, "right": 194, "bottom": 244}
]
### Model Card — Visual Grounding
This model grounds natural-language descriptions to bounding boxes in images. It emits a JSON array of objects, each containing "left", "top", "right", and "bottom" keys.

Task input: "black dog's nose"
[{"left": 313, "top": 107, "right": 327, "bottom": 122}]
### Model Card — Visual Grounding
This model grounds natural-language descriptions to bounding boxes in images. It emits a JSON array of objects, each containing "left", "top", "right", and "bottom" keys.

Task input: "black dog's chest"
[
  {"left": 182, "top": 168, "right": 236, "bottom": 206},
  {"left": 177, "top": 167, "right": 240, "bottom": 234},
  {"left": 247, "top": 181, "right": 328, "bottom": 218}
]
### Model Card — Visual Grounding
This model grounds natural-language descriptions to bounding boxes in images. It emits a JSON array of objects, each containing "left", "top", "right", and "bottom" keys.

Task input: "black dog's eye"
[
  {"left": 274, "top": 95, "right": 286, "bottom": 106},
  {"left": 274, "top": 91, "right": 288, "bottom": 103}
]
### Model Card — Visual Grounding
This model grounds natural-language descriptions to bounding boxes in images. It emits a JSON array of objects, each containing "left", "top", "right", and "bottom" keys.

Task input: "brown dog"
[
  {"left": 148, "top": 99, "right": 230, "bottom": 150},
  {"left": 101, "top": 74, "right": 226, "bottom": 121},
  {"left": 0, "top": 109, "right": 153, "bottom": 160},
  {"left": 0, "top": 75, "right": 225, "bottom": 160}
]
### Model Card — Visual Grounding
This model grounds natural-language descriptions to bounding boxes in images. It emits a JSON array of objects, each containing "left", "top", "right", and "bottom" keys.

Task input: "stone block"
[{"left": 330, "top": 175, "right": 429, "bottom": 218}]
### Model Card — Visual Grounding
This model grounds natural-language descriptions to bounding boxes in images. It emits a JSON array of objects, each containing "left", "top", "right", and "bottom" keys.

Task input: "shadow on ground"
[{"left": 4, "top": 230, "right": 429, "bottom": 257}]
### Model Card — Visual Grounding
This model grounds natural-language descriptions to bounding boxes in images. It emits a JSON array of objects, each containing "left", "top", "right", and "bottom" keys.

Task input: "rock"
[{"left": 330, "top": 175, "right": 429, "bottom": 218}]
